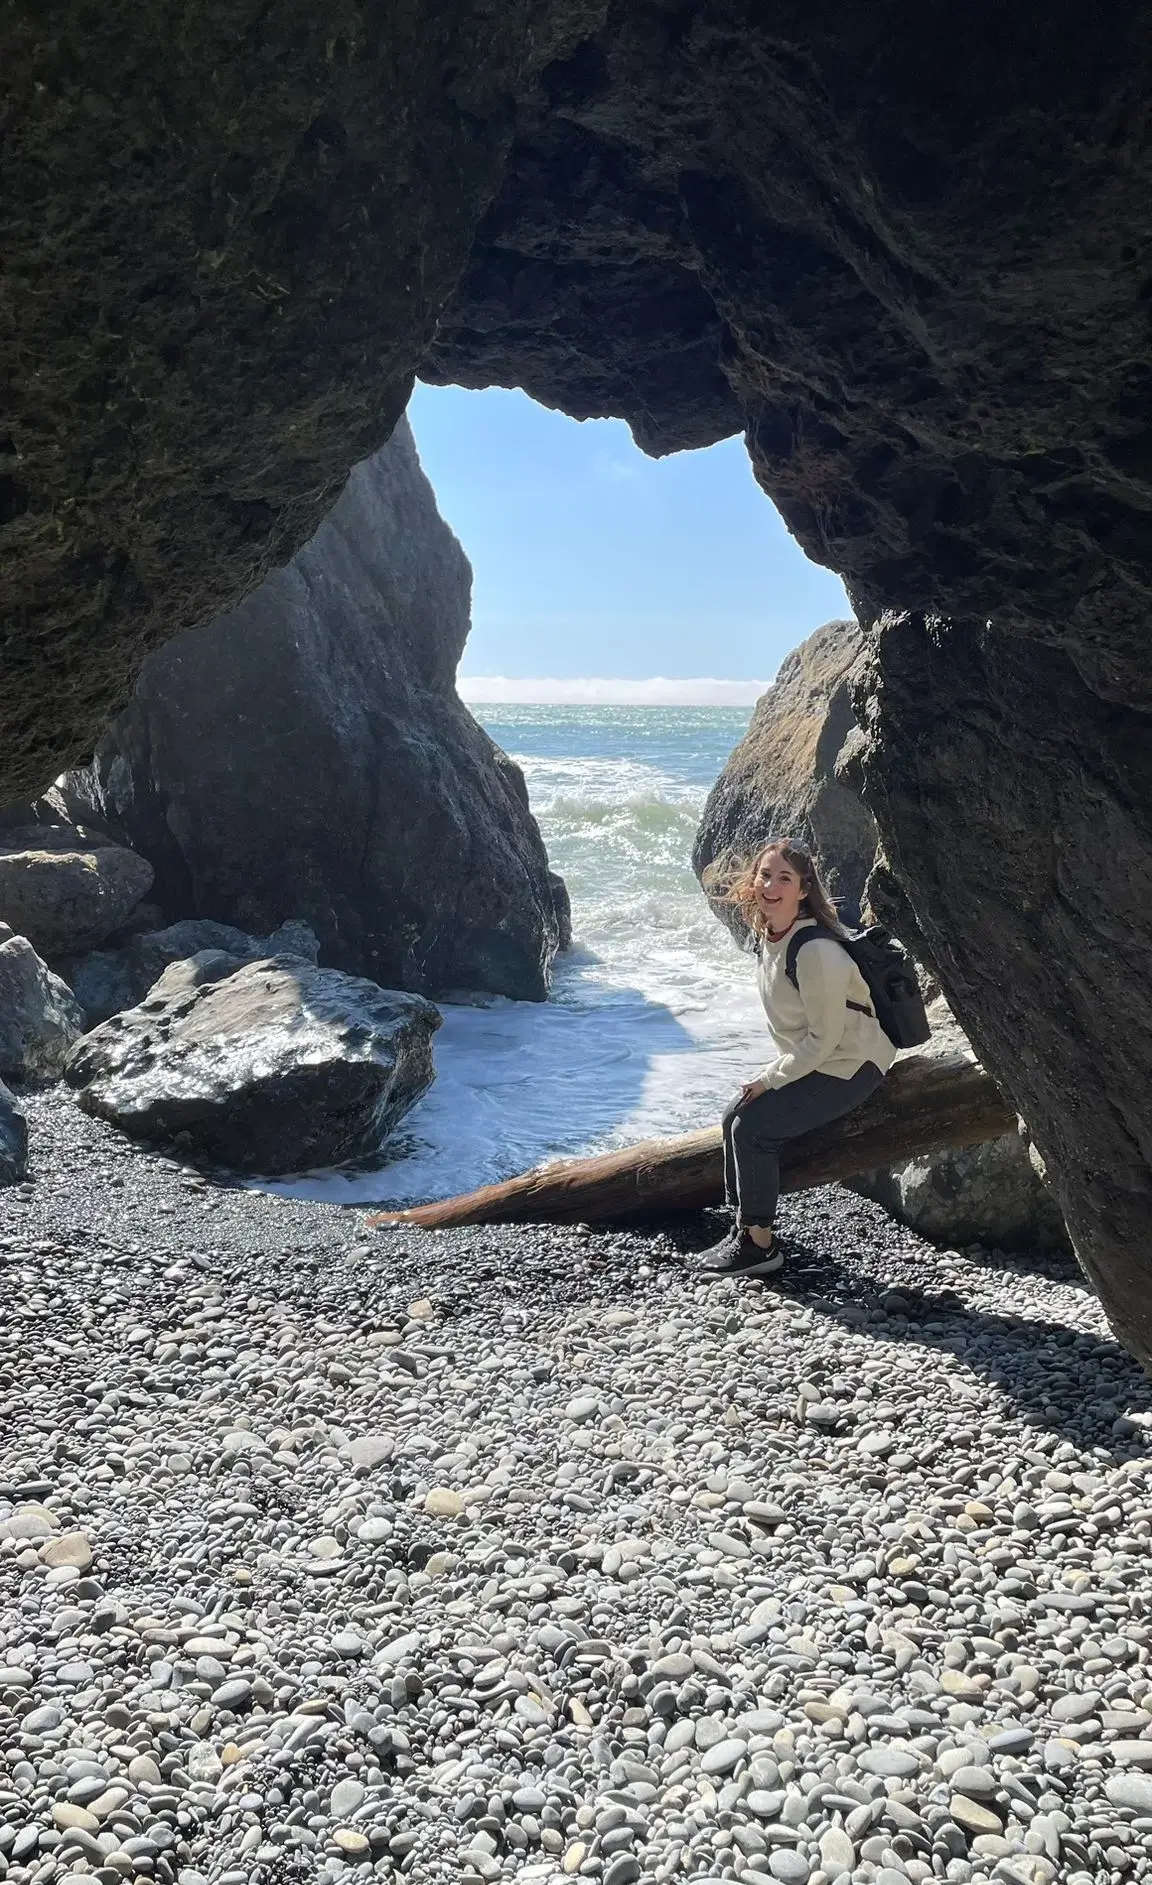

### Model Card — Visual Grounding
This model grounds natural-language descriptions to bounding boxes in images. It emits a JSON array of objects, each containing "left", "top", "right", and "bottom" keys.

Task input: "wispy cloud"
[
  {"left": 592, "top": 454, "right": 642, "bottom": 484},
  {"left": 457, "top": 675, "right": 770, "bottom": 706}
]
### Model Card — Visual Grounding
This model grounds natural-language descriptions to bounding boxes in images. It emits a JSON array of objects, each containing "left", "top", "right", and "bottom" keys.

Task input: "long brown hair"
[{"left": 704, "top": 837, "right": 847, "bottom": 942}]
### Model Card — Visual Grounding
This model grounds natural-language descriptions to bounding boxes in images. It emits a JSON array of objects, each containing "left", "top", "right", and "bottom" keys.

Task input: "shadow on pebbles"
[{"left": 3, "top": 1089, "right": 1152, "bottom": 1885}]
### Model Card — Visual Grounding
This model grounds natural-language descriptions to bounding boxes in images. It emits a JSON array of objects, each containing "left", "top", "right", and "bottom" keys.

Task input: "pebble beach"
[{"left": 5, "top": 1091, "right": 1152, "bottom": 1885}]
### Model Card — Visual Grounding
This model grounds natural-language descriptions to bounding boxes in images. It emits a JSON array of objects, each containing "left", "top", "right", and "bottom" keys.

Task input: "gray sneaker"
[
  {"left": 697, "top": 1222, "right": 741, "bottom": 1266},
  {"left": 700, "top": 1232, "right": 785, "bottom": 1279}
]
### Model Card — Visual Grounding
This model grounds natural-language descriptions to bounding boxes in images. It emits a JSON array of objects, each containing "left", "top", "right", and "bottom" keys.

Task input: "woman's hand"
[{"left": 739, "top": 1078, "right": 768, "bottom": 1104}]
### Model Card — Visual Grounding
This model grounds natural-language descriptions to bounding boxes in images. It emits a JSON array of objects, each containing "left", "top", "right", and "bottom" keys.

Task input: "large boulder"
[
  {"left": 0, "top": 924, "right": 85, "bottom": 1081},
  {"left": 0, "top": 1079, "right": 28, "bottom": 1187},
  {"left": 854, "top": 1130, "right": 1071, "bottom": 1255},
  {"left": 64, "top": 953, "right": 441, "bottom": 1175},
  {"left": 60, "top": 917, "right": 320, "bottom": 1027},
  {"left": 850, "top": 1004, "right": 1070, "bottom": 1254},
  {"left": 61, "top": 419, "right": 562, "bottom": 1003},
  {"left": 693, "top": 621, "right": 878, "bottom": 924},
  {"left": 0, "top": 823, "right": 154, "bottom": 956}
]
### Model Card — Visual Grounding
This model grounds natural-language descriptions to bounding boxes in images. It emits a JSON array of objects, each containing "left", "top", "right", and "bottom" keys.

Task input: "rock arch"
[{"left": 5, "top": 2, "right": 1152, "bottom": 1356}]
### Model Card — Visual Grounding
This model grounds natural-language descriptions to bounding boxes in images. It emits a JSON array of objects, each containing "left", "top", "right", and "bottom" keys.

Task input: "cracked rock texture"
[
  {"left": 62, "top": 421, "right": 563, "bottom": 1001},
  {"left": 5, "top": 2, "right": 1152, "bottom": 1354}
]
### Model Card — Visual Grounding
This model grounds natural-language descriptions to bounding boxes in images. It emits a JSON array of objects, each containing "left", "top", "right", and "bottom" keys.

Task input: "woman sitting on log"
[{"left": 701, "top": 837, "right": 895, "bottom": 1279}]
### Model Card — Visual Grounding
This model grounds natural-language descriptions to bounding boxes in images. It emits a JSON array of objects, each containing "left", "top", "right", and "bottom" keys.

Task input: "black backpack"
[{"left": 784, "top": 923, "right": 931, "bottom": 1050}]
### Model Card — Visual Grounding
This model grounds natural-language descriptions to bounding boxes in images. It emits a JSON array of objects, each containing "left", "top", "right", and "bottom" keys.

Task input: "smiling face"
[{"left": 752, "top": 845, "right": 807, "bottom": 933}]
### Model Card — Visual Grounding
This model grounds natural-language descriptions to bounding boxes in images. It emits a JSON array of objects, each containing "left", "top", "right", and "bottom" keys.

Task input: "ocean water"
[{"left": 269, "top": 705, "right": 766, "bottom": 1206}]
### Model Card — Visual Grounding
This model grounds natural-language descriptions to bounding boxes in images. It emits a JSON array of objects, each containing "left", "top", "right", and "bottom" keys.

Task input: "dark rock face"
[
  {"left": 0, "top": 925, "right": 85, "bottom": 1081},
  {"left": 693, "top": 620, "right": 877, "bottom": 925},
  {"left": 9, "top": 3, "right": 1149, "bottom": 811},
  {"left": 426, "top": 4, "right": 1152, "bottom": 657},
  {"left": 0, "top": 825, "right": 154, "bottom": 957},
  {"left": 60, "top": 918, "right": 321, "bottom": 1028},
  {"left": 6, "top": 4, "right": 1152, "bottom": 1351},
  {"left": 856, "top": 615, "right": 1152, "bottom": 1366},
  {"left": 63, "top": 421, "right": 562, "bottom": 1001},
  {"left": 0, "top": 1080, "right": 28, "bottom": 1188},
  {"left": 65, "top": 954, "right": 441, "bottom": 1175},
  {"left": 2, "top": 0, "right": 599, "bottom": 802}
]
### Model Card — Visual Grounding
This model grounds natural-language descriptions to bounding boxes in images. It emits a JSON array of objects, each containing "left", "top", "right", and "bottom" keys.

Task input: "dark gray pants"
[{"left": 722, "top": 1064, "right": 884, "bottom": 1228}]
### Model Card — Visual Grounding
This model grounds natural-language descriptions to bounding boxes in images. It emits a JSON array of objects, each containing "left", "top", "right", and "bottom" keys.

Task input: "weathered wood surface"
[{"left": 369, "top": 1049, "right": 1016, "bottom": 1230}]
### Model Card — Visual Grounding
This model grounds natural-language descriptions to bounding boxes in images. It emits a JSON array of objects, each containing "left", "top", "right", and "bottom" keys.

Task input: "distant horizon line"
[{"left": 456, "top": 674, "right": 771, "bottom": 706}]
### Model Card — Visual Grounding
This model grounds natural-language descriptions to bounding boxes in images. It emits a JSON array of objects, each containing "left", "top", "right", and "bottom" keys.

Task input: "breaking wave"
[{"left": 266, "top": 704, "right": 764, "bottom": 1206}]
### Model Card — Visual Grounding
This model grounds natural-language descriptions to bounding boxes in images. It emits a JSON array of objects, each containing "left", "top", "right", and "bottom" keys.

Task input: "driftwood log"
[{"left": 370, "top": 1048, "right": 1016, "bottom": 1231}]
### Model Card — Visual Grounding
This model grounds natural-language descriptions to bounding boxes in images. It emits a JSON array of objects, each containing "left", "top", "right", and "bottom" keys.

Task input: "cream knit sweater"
[{"left": 756, "top": 918, "right": 897, "bottom": 1089}]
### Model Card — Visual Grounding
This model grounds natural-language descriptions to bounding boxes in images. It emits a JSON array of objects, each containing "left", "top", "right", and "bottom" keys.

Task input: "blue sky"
[{"left": 407, "top": 382, "right": 850, "bottom": 699}]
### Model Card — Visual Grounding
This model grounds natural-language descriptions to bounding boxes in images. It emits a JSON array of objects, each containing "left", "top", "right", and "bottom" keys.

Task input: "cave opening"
[
  {"left": 4, "top": 0, "right": 1152, "bottom": 1377},
  {"left": 318, "top": 376, "right": 858, "bottom": 1205}
]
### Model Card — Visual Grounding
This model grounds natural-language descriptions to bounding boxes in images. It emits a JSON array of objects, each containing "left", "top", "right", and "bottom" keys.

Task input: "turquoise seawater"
[{"left": 271, "top": 704, "right": 766, "bottom": 1204}]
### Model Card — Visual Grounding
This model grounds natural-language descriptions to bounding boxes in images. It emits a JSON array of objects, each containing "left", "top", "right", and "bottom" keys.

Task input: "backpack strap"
[
  {"left": 784, "top": 925, "right": 820, "bottom": 989},
  {"left": 784, "top": 925, "right": 873, "bottom": 1017}
]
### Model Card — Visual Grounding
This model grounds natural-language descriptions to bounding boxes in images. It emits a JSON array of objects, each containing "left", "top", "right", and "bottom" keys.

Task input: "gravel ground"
[{"left": 4, "top": 1090, "right": 1152, "bottom": 1885}]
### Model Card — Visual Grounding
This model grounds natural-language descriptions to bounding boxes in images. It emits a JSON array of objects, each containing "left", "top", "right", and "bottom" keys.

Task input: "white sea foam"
[
  {"left": 458, "top": 675, "right": 770, "bottom": 706},
  {"left": 264, "top": 705, "right": 764, "bottom": 1206}
]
